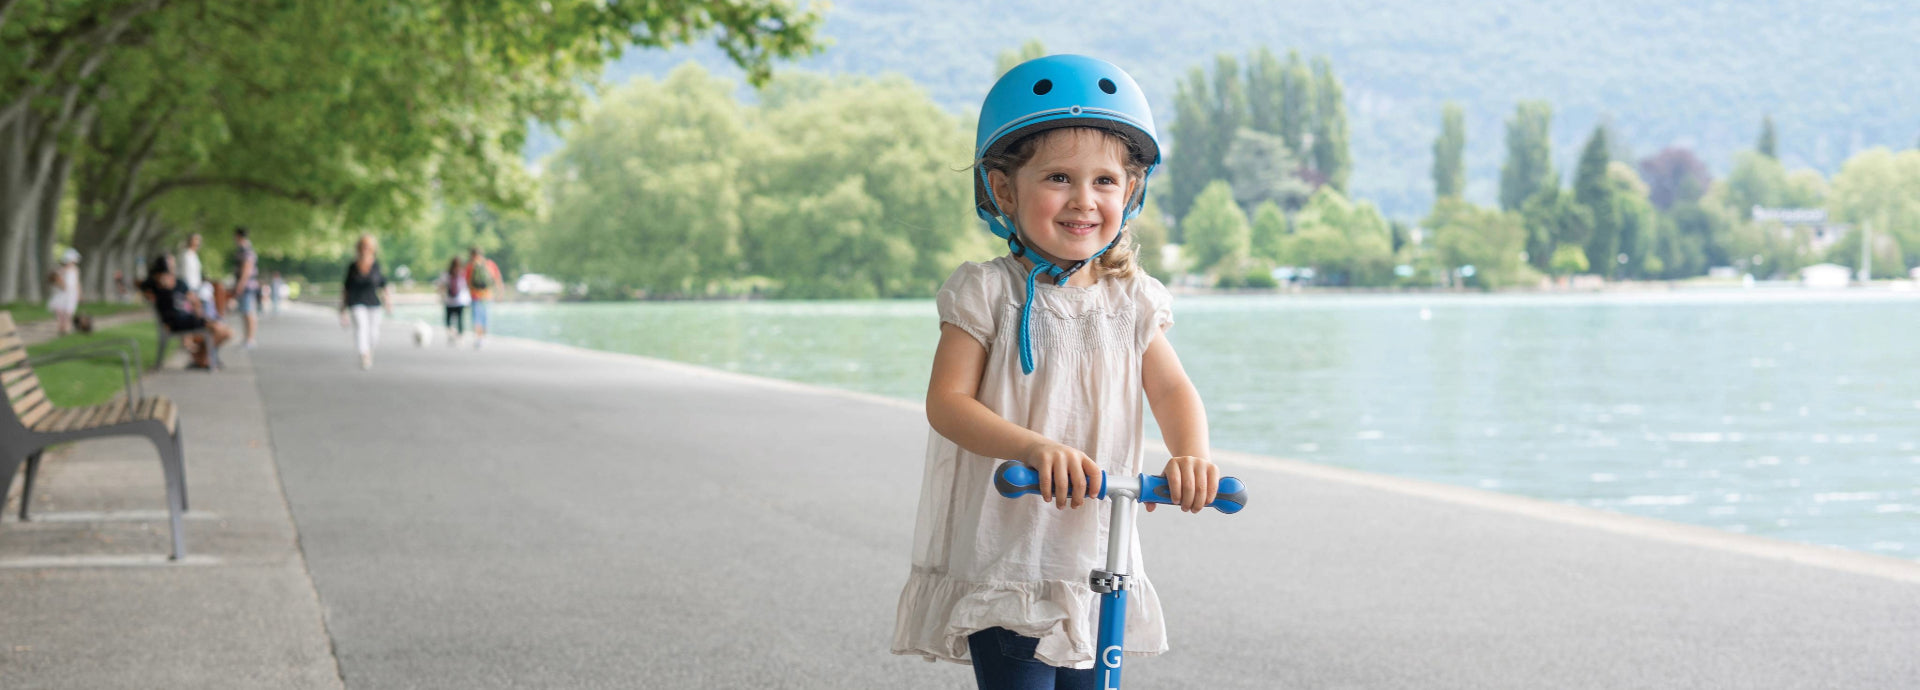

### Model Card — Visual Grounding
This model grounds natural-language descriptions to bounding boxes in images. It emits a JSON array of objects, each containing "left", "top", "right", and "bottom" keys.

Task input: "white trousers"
[{"left": 350, "top": 305, "right": 382, "bottom": 355}]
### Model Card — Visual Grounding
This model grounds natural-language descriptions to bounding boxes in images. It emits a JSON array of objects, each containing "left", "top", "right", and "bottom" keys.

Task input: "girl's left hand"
[{"left": 1145, "top": 456, "right": 1219, "bottom": 514}]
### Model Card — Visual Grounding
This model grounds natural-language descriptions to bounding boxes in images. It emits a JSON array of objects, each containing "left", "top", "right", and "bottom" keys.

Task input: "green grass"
[
  {"left": 3, "top": 301, "right": 149, "bottom": 326},
  {"left": 26, "top": 320, "right": 162, "bottom": 407}
]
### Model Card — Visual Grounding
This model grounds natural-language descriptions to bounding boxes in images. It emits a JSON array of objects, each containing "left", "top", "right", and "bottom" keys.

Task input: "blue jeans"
[
  {"left": 968, "top": 628, "right": 1096, "bottom": 690},
  {"left": 471, "top": 299, "right": 490, "bottom": 332}
]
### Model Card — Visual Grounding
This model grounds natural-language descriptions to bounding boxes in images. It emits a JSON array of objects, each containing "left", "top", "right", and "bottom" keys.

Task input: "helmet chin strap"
[{"left": 992, "top": 218, "right": 1123, "bottom": 375}]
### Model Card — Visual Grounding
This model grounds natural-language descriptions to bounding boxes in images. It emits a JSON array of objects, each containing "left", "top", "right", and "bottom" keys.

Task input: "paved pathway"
[{"left": 5, "top": 304, "right": 1917, "bottom": 688}]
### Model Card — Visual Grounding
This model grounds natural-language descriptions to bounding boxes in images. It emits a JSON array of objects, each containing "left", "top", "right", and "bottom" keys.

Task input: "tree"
[
  {"left": 995, "top": 39, "right": 1047, "bottom": 77},
  {"left": 1608, "top": 163, "right": 1659, "bottom": 278},
  {"left": 1828, "top": 148, "right": 1920, "bottom": 271},
  {"left": 1499, "top": 101, "right": 1554, "bottom": 212},
  {"left": 1426, "top": 198, "right": 1533, "bottom": 288},
  {"left": 1180, "top": 180, "right": 1249, "bottom": 276},
  {"left": 1637, "top": 147, "right": 1712, "bottom": 211},
  {"left": 1721, "top": 151, "right": 1791, "bottom": 219},
  {"left": 1223, "top": 128, "right": 1311, "bottom": 212},
  {"left": 1278, "top": 51, "right": 1315, "bottom": 155},
  {"left": 539, "top": 65, "right": 748, "bottom": 297},
  {"left": 1, "top": 0, "right": 824, "bottom": 301},
  {"left": 1309, "top": 57, "right": 1351, "bottom": 193},
  {"left": 1433, "top": 103, "right": 1466, "bottom": 200},
  {"left": 1129, "top": 196, "right": 1172, "bottom": 281},
  {"left": 1573, "top": 125, "right": 1618, "bottom": 277},
  {"left": 1757, "top": 115, "right": 1778, "bottom": 159},
  {"left": 1249, "top": 201, "right": 1287, "bottom": 263},
  {"left": 1286, "top": 188, "right": 1393, "bottom": 285},
  {"left": 1246, "top": 48, "right": 1286, "bottom": 137},
  {"left": 742, "top": 73, "right": 976, "bottom": 298},
  {"left": 1165, "top": 66, "right": 1215, "bottom": 220},
  {"left": 1521, "top": 187, "right": 1590, "bottom": 273}
]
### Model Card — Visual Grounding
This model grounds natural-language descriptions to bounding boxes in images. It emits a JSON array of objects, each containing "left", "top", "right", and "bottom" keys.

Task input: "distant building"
[{"left": 1800, "top": 263, "right": 1852, "bottom": 289}]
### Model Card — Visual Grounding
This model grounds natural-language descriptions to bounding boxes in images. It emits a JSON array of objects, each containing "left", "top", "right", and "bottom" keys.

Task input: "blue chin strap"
[{"left": 980, "top": 165, "right": 1152, "bottom": 375}]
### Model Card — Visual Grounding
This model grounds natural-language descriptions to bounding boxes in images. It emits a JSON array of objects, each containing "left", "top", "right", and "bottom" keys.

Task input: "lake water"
[{"left": 402, "top": 291, "right": 1920, "bottom": 561}]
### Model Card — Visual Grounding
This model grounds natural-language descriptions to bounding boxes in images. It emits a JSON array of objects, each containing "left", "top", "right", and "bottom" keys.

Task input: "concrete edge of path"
[{"left": 497, "top": 327, "right": 1920, "bottom": 587}]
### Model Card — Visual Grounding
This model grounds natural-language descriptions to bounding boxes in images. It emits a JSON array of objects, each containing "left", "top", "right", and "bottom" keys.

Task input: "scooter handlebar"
[{"left": 992, "top": 460, "right": 1248, "bottom": 514}]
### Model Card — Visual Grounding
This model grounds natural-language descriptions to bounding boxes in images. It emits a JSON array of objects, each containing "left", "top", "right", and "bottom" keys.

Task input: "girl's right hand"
[{"left": 1020, "top": 441, "right": 1102, "bottom": 510}]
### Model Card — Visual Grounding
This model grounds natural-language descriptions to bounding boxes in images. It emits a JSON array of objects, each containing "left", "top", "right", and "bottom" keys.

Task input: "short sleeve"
[
  {"left": 935, "top": 262, "right": 998, "bottom": 347},
  {"left": 1136, "top": 274, "right": 1174, "bottom": 348}
]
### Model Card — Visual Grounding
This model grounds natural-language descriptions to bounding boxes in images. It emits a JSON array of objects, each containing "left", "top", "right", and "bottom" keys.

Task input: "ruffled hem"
[{"left": 891, "top": 568, "right": 1166, "bottom": 669}]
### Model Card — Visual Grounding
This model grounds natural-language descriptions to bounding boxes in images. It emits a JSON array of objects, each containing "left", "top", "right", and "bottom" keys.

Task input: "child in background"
[{"left": 892, "top": 55, "right": 1220, "bottom": 690}]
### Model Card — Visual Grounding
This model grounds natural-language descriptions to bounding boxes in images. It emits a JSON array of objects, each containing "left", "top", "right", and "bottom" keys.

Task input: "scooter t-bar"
[{"left": 992, "top": 460, "right": 1247, "bottom": 689}]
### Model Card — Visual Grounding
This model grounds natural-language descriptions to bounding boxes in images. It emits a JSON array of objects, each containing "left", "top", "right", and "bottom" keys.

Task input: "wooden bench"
[{"left": 0, "top": 312, "right": 189, "bottom": 560}]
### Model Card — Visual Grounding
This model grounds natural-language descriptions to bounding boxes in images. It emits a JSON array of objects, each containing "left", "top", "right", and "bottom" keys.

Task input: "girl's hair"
[
  {"left": 977, "top": 126, "right": 1152, "bottom": 280},
  {"left": 447, "top": 257, "right": 463, "bottom": 275}
]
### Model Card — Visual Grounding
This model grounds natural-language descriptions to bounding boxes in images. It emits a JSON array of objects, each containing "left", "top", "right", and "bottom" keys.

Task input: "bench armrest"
[{"left": 27, "top": 338, "right": 145, "bottom": 401}]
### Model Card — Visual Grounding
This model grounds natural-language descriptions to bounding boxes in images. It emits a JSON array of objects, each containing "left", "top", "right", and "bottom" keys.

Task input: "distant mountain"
[{"left": 543, "top": 0, "right": 1920, "bottom": 219}]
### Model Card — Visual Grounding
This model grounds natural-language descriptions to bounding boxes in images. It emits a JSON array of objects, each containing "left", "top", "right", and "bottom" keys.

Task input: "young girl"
[{"left": 893, "top": 55, "right": 1221, "bottom": 689}]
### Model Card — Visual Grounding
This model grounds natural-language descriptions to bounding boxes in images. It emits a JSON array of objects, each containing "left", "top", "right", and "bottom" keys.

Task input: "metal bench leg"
[
  {"left": 147, "top": 424, "right": 189, "bottom": 560},
  {"left": 208, "top": 336, "right": 222, "bottom": 371},
  {"left": 154, "top": 330, "right": 171, "bottom": 371},
  {"left": 18, "top": 451, "right": 41, "bottom": 521}
]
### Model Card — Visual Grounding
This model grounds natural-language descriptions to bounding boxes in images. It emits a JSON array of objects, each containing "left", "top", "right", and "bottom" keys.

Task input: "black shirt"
[
  {"left": 147, "top": 280, "right": 205, "bottom": 332},
  {"left": 343, "top": 259, "right": 387, "bottom": 308}
]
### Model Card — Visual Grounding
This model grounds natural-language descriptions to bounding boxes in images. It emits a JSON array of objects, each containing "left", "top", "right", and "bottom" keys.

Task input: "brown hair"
[{"left": 977, "top": 127, "right": 1152, "bottom": 280}]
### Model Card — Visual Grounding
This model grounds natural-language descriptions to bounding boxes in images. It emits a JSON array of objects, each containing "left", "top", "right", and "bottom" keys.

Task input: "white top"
[
  {"left": 438, "top": 271, "right": 471, "bottom": 307},
  {"left": 892, "top": 255, "right": 1174, "bottom": 669},
  {"left": 179, "top": 249, "right": 203, "bottom": 289}
]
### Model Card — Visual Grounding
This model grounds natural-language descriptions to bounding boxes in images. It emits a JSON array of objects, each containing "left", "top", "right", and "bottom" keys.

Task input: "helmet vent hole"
[
  {"left": 1032, "top": 79, "right": 1053, "bottom": 95},
  {"left": 1098, "top": 78, "right": 1117, "bottom": 94}
]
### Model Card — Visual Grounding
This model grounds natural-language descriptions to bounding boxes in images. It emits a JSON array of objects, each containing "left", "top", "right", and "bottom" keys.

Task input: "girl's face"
[{"left": 989, "top": 129, "right": 1134, "bottom": 266}]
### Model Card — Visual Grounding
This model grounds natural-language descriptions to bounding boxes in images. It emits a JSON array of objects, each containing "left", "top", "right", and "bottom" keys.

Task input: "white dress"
[
  {"left": 46, "top": 265, "right": 80, "bottom": 314},
  {"left": 892, "top": 255, "right": 1174, "bottom": 669}
]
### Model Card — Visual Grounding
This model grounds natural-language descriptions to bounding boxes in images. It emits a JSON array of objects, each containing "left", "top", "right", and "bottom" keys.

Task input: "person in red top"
[{"left": 465, "top": 246, "right": 503, "bottom": 349}]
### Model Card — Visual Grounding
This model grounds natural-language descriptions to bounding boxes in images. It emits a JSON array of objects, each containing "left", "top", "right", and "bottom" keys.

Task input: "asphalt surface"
[{"left": 245, "top": 305, "right": 1918, "bottom": 689}]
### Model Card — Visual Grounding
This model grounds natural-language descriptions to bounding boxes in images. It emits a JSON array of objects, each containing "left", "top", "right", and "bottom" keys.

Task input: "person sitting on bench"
[{"left": 142, "top": 257, "right": 232, "bottom": 368}]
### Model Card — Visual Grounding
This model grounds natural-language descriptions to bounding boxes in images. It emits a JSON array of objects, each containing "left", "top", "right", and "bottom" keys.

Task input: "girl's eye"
[
  {"left": 1097, "top": 176, "right": 1117, "bottom": 186},
  {"left": 1046, "top": 173, "right": 1069, "bottom": 183}
]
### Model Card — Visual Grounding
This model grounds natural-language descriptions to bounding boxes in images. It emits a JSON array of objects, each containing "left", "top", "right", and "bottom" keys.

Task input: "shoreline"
[{"left": 429, "top": 303, "right": 1920, "bottom": 583}]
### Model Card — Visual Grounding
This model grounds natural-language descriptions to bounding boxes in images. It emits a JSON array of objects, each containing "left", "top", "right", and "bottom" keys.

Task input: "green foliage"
[
  {"left": 1500, "top": 101, "right": 1555, "bottom": 212},
  {"left": 1165, "top": 49, "right": 1345, "bottom": 218},
  {"left": 1433, "top": 103, "right": 1466, "bottom": 200},
  {"left": 1425, "top": 198, "right": 1533, "bottom": 288},
  {"left": 1573, "top": 126, "right": 1619, "bottom": 276},
  {"left": 995, "top": 40, "right": 1048, "bottom": 77},
  {"left": 1309, "top": 57, "right": 1351, "bottom": 194},
  {"left": 534, "top": 65, "right": 976, "bottom": 298},
  {"left": 1224, "top": 129, "right": 1311, "bottom": 212},
  {"left": 1828, "top": 148, "right": 1920, "bottom": 272},
  {"left": 1520, "top": 187, "right": 1589, "bottom": 273},
  {"left": 1249, "top": 201, "right": 1288, "bottom": 263},
  {"left": 1549, "top": 245, "right": 1590, "bottom": 275},
  {"left": 1180, "top": 180, "right": 1250, "bottom": 275},
  {"left": 1284, "top": 188, "right": 1393, "bottom": 285},
  {"left": 1128, "top": 197, "right": 1172, "bottom": 281}
]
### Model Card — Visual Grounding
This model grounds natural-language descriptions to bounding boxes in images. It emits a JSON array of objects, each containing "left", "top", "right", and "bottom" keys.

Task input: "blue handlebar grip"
[
  {"left": 993, "top": 460, "right": 1041, "bottom": 498},
  {"left": 992, "top": 460, "right": 1110, "bottom": 500},
  {"left": 1140, "top": 474, "right": 1249, "bottom": 514}
]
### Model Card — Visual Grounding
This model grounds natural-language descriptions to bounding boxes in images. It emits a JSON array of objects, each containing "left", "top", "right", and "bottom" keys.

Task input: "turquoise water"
[{"left": 403, "top": 292, "right": 1920, "bottom": 560}]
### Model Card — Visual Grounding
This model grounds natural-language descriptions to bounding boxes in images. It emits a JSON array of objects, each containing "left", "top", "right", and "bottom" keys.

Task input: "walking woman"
[
  {"left": 340, "top": 234, "right": 394, "bottom": 370},
  {"left": 437, "top": 256, "right": 470, "bottom": 346}
]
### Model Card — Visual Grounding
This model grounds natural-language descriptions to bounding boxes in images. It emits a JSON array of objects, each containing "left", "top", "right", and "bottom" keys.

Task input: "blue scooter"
[{"left": 991, "top": 460, "right": 1247, "bottom": 689}]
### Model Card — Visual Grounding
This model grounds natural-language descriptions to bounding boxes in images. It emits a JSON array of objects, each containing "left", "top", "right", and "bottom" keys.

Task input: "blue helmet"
[{"left": 974, "top": 54, "right": 1161, "bottom": 237}]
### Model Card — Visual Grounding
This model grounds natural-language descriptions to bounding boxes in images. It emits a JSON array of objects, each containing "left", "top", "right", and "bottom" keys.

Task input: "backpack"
[{"left": 470, "top": 261, "right": 493, "bottom": 290}]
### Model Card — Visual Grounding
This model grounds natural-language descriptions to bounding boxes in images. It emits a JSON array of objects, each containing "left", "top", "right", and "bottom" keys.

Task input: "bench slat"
[
  {"left": 18, "top": 397, "right": 52, "bottom": 428},
  {"left": 0, "top": 348, "right": 26, "bottom": 369},
  {"left": 6, "top": 373, "right": 39, "bottom": 401},
  {"left": 1, "top": 366, "right": 32, "bottom": 386},
  {"left": 13, "top": 387, "right": 47, "bottom": 418}
]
